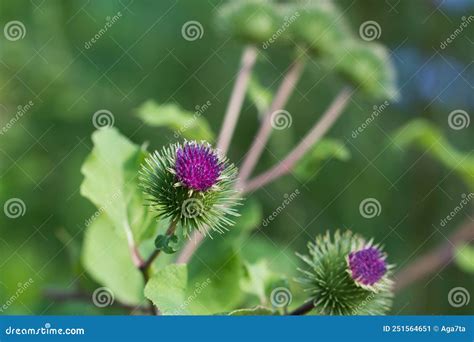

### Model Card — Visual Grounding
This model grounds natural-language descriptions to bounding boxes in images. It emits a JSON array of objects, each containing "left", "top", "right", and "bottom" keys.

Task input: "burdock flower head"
[
  {"left": 140, "top": 141, "right": 240, "bottom": 236},
  {"left": 297, "top": 230, "right": 393, "bottom": 315}
]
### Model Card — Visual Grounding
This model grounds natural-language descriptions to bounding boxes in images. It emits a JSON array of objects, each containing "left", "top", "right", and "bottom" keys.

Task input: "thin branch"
[
  {"left": 238, "top": 59, "right": 305, "bottom": 185},
  {"left": 243, "top": 87, "right": 352, "bottom": 193},
  {"left": 394, "top": 220, "right": 474, "bottom": 292},
  {"left": 289, "top": 301, "right": 315, "bottom": 315},
  {"left": 138, "top": 219, "right": 179, "bottom": 315},
  {"left": 176, "top": 230, "right": 205, "bottom": 264},
  {"left": 217, "top": 45, "right": 258, "bottom": 154}
]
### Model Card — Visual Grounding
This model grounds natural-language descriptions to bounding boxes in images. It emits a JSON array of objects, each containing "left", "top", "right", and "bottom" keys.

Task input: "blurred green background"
[{"left": 0, "top": 0, "right": 472, "bottom": 315}]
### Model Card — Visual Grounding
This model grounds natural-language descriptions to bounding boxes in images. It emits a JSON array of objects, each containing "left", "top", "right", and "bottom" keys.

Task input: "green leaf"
[
  {"left": 82, "top": 214, "right": 144, "bottom": 305},
  {"left": 295, "top": 138, "right": 351, "bottom": 179},
  {"left": 136, "top": 101, "right": 214, "bottom": 141},
  {"left": 240, "top": 260, "right": 275, "bottom": 304},
  {"left": 247, "top": 76, "right": 272, "bottom": 117},
  {"left": 80, "top": 128, "right": 156, "bottom": 242},
  {"left": 154, "top": 234, "right": 179, "bottom": 254},
  {"left": 334, "top": 41, "right": 399, "bottom": 101},
  {"left": 454, "top": 244, "right": 474, "bottom": 274},
  {"left": 225, "top": 306, "right": 277, "bottom": 316},
  {"left": 393, "top": 119, "right": 474, "bottom": 190},
  {"left": 187, "top": 244, "right": 244, "bottom": 314},
  {"left": 144, "top": 264, "right": 188, "bottom": 315}
]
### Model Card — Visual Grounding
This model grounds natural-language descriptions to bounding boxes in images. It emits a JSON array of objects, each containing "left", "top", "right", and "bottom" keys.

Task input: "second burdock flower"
[
  {"left": 140, "top": 141, "right": 241, "bottom": 236},
  {"left": 297, "top": 230, "right": 393, "bottom": 315}
]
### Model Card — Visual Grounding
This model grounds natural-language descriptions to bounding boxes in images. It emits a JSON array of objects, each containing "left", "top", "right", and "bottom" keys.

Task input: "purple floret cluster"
[{"left": 175, "top": 143, "right": 222, "bottom": 192}]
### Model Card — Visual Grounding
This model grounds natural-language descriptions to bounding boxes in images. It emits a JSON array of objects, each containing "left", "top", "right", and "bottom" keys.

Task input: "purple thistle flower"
[
  {"left": 348, "top": 247, "right": 387, "bottom": 286},
  {"left": 175, "top": 142, "right": 222, "bottom": 192}
]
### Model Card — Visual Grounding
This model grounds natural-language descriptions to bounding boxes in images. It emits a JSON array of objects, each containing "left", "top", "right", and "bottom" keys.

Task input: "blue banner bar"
[{"left": 0, "top": 316, "right": 472, "bottom": 341}]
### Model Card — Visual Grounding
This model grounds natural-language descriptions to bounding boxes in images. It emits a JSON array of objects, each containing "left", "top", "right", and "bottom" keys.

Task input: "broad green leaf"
[
  {"left": 240, "top": 236, "right": 301, "bottom": 277},
  {"left": 136, "top": 101, "right": 214, "bottom": 141},
  {"left": 393, "top": 119, "right": 474, "bottom": 190},
  {"left": 240, "top": 260, "right": 275, "bottom": 304},
  {"left": 80, "top": 128, "right": 156, "bottom": 242},
  {"left": 187, "top": 243, "right": 244, "bottom": 314},
  {"left": 225, "top": 306, "right": 277, "bottom": 316},
  {"left": 144, "top": 264, "right": 188, "bottom": 315},
  {"left": 334, "top": 41, "right": 399, "bottom": 101},
  {"left": 82, "top": 214, "right": 144, "bottom": 305},
  {"left": 454, "top": 244, "right": 474, "bottom": 274},
  {"left": 295, "top": 138, "right": 351, "bottom": 179},
  {"left": 247, "top": 76, "right": 272, "bottom": 116}
]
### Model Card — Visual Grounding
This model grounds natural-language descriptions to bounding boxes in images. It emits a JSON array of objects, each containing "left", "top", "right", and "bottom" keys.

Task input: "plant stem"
[
  {"left": 138, "top": 219, "right": 179, "bottom": 315},
  {"left": 238, "top": 59, "right": 305, "bottom": 186},
  {"left": 289, "top": 301, "right": 315, "bottom": 315},
  {"left": 243, "top": 87, "right": 352, "bottom": 193},
  {"left": 394, "top": 219, "right": 474, "bottom": 292},
  {"left": 217, "top": 45, "right": 258, "bottom": 154}
]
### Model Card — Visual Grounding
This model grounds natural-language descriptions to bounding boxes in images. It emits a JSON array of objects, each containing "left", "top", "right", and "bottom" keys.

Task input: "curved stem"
[
  {"left": 238, "top": 59, "right": 305, "bottom": 185},
  {"left": 217, "top": 45, "right": 258, "bottom": 154},
  {"left": 176, "top": 230, "right": 205, "bottom": 264},
  {"left": 243, "top": 87, "right": 352, "bottom": 193},
  {"left": 289, "top": 301, "right": 315, "bottom": 315},
  {"left": 139, "top": 219, "right": 179, "bottom": 315},
  {"left": 394, "top": 219, "right": 474, "bottom": 292}
]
